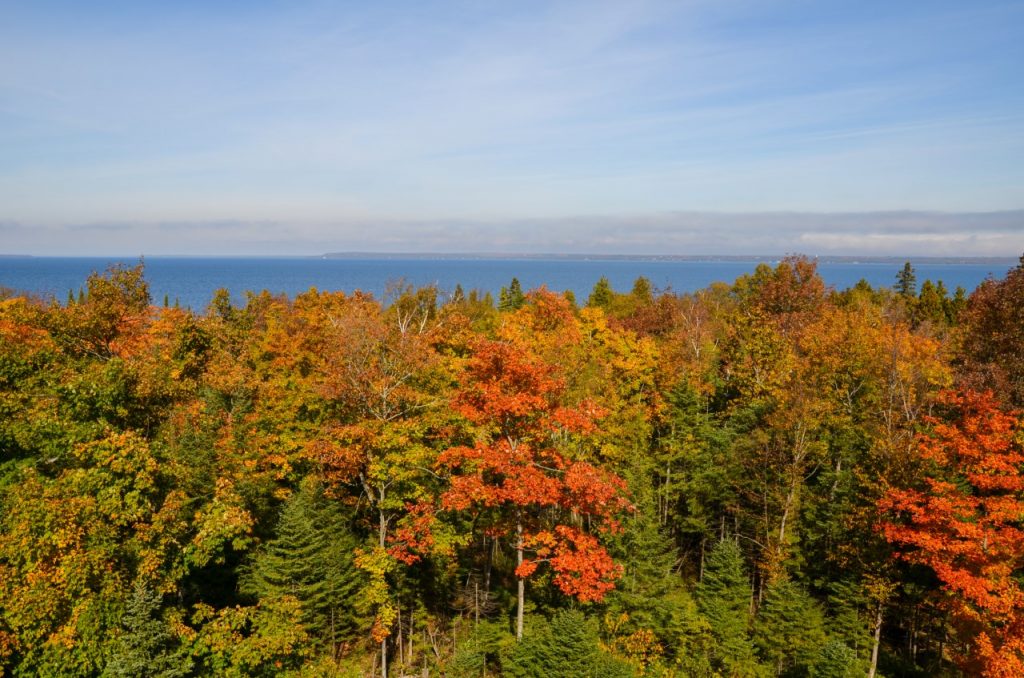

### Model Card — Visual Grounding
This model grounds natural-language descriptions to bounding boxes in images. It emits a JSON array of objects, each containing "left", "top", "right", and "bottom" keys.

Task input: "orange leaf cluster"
[
  {"left": 437, "top": 335, "right": 630, "bottom": 603},
  {"left": 521, "top": 526, "right": 623, "bottom": 602},
  {"left": 879, "top": 390, "right": 1024, "bottom": 676},
  {"left": 387, "top": 503, "right": 436, "bottom": 565}
]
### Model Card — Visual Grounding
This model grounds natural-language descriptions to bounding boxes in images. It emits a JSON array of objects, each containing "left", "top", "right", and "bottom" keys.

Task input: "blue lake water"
[{"left": 0, "top": 257, "right": 1015, "bottom": 311}]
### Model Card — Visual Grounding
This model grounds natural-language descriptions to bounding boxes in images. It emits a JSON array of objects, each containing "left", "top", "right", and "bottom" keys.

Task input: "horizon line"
[{"left": 2, "top": 252, "right": 1019, "bottom": 263}]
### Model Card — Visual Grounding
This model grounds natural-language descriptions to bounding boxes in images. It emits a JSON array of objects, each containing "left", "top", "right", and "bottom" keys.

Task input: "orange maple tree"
[
  {"left": 879, "top": 389, "right": 1024, "bottom": 676},
  {"left": 434, "top": 331, "right": 631, "bottom": 639}
]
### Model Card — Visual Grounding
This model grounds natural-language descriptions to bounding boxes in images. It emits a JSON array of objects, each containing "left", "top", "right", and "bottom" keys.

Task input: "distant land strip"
[
  {"left": 321, "top": 252, "right": 1020, "bottom": 265},
  {"left": 1, "top": 253, "right": 1017, "bottom": 265}
]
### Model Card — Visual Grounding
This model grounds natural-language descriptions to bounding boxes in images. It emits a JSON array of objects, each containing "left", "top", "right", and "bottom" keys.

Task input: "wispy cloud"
[
  {"left": 2, "top": 211, "right": 1020, "bottom": 257},
  {"left": 1, "top": 1, "right": 1022, "bottom": 252}
]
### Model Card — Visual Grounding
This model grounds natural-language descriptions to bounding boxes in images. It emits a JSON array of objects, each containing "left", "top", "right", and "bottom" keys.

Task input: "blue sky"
[{"left": 1, "top": 0, "right": 1022, "bottom": 255}]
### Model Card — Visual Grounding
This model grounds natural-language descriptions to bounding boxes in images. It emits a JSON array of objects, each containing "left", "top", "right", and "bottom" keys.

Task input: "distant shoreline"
[
  {"left": 320, "top": 252, "right": 1018, "bottom": 265},
  {"left": 2, "top": 253, "right": 1018, "bottom": 266}
]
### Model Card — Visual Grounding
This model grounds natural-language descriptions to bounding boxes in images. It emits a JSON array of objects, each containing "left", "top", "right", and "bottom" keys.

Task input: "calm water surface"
[{"left": 0, "top": 257, "right": 1014, "bottom": 311}]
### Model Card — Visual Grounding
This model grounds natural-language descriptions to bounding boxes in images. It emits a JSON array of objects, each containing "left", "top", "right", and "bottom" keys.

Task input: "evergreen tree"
[
  {"left": 631, "top": 276, "right": 653, "bottom": 303},
  {"left": 894, "top": 262, "right": 916, "bottom": 297},
  {"left": 447, "top": 619, "right": 512, "bottom": 677},
  {"left": 810, "top": 640, "right": 860, "bottom": 678},
  {"left": 503, "top": 610, "right": 632, "bottom": 678},
  {"left": 607, "top": 500, "right": 709, "bottom": 670},
  {"left": 103, "top": 581, "right": 191, "bottom": 678},
  {"left": 508, "top": 277, "right": 524, "bottom": 307},
  {"left": 823, "top": 579, "right": 873, "bottom": 663},
  {"left": 588, "top": 276, "right": 615, "bottom": 309},
  {"left": 916, "top": 280, "right": 945, "bottom": 325},
  {"left": 659, "top": 380, "right": 735, "bottom": 543},
  {"left": 947, "top": 285, "right": 967, "bottom": 323},
  {"left": 753, "top": 577, "right": 827, "bottom": 677},
  {"left": 696, "top": 540, "right": 760, "bottom": 675},
  {"left": 498, "top": 278, "right": 525, "bottom": 311},
  {"left": 241, "top": 479, "right": 364, "bottom": 650}
]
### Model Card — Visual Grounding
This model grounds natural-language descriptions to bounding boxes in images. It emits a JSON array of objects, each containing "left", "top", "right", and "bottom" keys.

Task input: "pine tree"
[
  {"left": 894, "top": 262, "right": 916, "bottom": 297},
  {"left": 753, "top": 577, "right": 827, "bottom": 676},
  {"left": 498, "top": 278, "right": 526, "bottom": 312},
  {"left": 947, "top": 285, "right": 967, "bottom": 323},
  {"left": 103, "top": 581, "right": 192, "bottom": 678},
  {"left": 447, "top": 619, "right": 512, "bottom": 677},
  {"left": 810, "top": 640, "right": 861, "bottom": 678},
  {"left": 631, "top": 276, "right": 653, "bottom": 303},
  {"left": 696, "top": 540, "right": 759, "bottom": 675},
  {"left": 508, "top": 277, "right": 524, "bottom": 308},
  {"left": 607, "top": 501, "right": 708, "bottom": 669},
  {"left": 916, "top": 280, "right": 945, "bottom": 325},
  {"left": 503, "top": 610, "right": 631, "bottom": 678},
  {"left": 588, "top": 276, "right": 615, "bottom": 309},
  {"left": 241, "top": 479, "right": 364, "bottom": 650}
]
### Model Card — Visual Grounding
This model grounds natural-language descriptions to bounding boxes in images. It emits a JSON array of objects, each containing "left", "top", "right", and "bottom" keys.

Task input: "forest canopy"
[{"left": 0, "top": 256, "right": 1022, "bottom": 677}]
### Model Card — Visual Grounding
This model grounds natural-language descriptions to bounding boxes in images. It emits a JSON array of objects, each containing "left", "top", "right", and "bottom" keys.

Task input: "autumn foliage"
[
  {"left": 437, "top": 324, "right": 631, "bottom": 603},
  {"left": 880, "top": 390, "right": 1024, "bottom": 676},
  {"left": 1, "top": 257, "right": 1021, "bottom": 676}
]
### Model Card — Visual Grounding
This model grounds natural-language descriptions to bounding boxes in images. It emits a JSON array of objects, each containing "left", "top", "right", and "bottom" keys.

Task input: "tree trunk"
[
  {"left": 380, "top": 505, "right": 388, "bottom": 678},
  {"left": 516, "top": 521, "right": 525, "bottom": 641},
  {"left": 868, "top": 605, "right": 883, "bottom": 678},
  {"left": 397, "top": 605, "right": 404, "bottom": 671},
  {"left": 698, "top": 538, "right": 706, "bottom": 582},
  {"left": 408, "top": 608, "right": 414, "bottom": 665}
]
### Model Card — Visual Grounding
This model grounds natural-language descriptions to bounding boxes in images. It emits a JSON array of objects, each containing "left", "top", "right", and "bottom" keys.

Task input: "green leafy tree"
[
  {"left": 46, "top": 262, "right": 151, "bottom": 360},
  {"left": 0, "top": 432, "right": 196, "bottom": 677},
  {"left": 187, "top": 597, "right": 310, "bottom": 677}
]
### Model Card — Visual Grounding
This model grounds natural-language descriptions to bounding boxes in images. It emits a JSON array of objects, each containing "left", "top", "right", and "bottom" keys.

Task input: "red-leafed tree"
[
  {"left": 879, "top": 389, "right": 1024, "bottom": 676},
  {"left": 437, "top": 331, "right": 631, "bottom": 640}
]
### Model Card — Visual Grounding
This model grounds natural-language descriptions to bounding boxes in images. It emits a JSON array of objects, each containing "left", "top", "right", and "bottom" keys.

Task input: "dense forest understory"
[{"left": 1, "top": 255, "right": 1023, "bottom": 677}]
